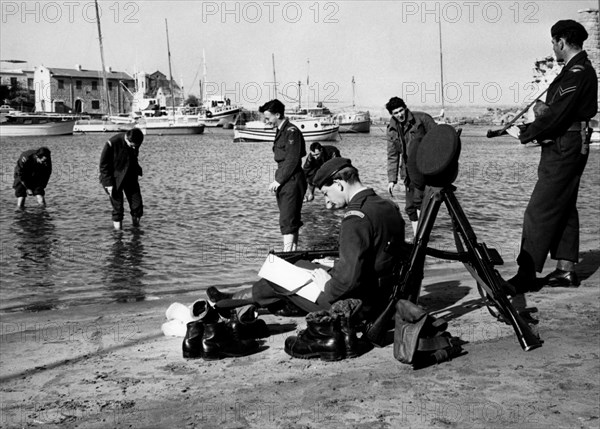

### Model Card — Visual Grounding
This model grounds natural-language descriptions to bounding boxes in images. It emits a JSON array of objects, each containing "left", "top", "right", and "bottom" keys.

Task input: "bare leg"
[
  {"left": 16, "top": 197, "right": 25, "bottom": 209},
  {"left": 113, "top": 221, "right": 123, "bottom": 230},
  {"left": 283, "top": 233, "right": 298, "bottom": 252},
  {"left": 556, "top": 259, "right": 575, "bottom": 271},
  {"left": 35, "top": 195, "right": 46, "bottom": 207}
]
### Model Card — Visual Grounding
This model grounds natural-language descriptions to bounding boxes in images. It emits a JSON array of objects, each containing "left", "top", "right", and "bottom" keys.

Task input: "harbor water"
[{"left": 1, "top": 125, "right": 598, "bottom": 314}]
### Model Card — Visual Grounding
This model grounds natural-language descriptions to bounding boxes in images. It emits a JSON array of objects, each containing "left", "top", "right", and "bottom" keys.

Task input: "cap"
[
  {"left": 551, "top": 20, "right": 588, "bottom": 42},
  {"left": 313, "top": 157, "right": 353, "bottom": 188}
]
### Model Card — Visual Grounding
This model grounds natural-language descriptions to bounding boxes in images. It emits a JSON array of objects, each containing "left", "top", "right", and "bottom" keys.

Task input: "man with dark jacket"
[
  {"left": 13, "top": 147, "right": 52, "bottom": 208},
  {"left": 303, "top": 142, "right": 340, "bottom": 201},
  {"left": 386, "top": 97, "right": 436, "bottom": 237},
  {"left": 208, "top": 158, "right": 406, "bottom": 321},
  {"left": 507, "top": 20, "right": 598, "bottom": 292},
  {"left": 99, "top": 128, "right": 145, "bottom": 230},
  {"left": 260, "top": 99, "right": 307, "bottom": 251}
]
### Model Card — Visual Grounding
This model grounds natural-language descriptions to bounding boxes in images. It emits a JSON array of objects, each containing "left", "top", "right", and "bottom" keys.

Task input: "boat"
[
  {"left": 200, "top": 96, "right": 241, "bottom": 127},
  {"left": 234, "top": 118, "right": 338, "bottom": 142},
  {"left": 136, "top": 116, "right": 205, "bottom": 135},
  {"left": 0, "top": 113, "right": 75, "bottom": 137},
  {"left": 332, "top": 77, "right": 371, "bottom": 133},
  {"left": 333, "top": 110, "right": 371, "bottom": 133},
  {"left": 74, "top": 117, "right": 135, "bottom": 133}
]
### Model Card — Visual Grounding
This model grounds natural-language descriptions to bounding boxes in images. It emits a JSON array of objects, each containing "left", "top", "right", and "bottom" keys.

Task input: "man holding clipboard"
[{"left": 208, "top": 158, "right": 406, "bottom": 322}]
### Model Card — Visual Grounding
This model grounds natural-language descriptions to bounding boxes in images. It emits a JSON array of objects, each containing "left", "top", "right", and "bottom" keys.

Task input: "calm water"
[{"left": 1, "top": 125, "right": 598, "bottom": 313}]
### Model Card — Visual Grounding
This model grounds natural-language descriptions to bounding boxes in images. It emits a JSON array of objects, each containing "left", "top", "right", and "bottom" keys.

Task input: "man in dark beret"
[
  {"left": 259, "top": 99, "right": 307, "bottom": 251},
  {"left": 208, "top": 157, "right": 406, "bottom": 321},
  {"left": 506, "top": 19, "right": 597, "bottom": 292},
  {"left": 99, "top": 128, "right": 145, "bottom": 230},
  {"left": 385, "top": 96, "right": 437, "bottom": 238},
  {"left": 13, "top": 147, "right": 52, "bottom": 208}
]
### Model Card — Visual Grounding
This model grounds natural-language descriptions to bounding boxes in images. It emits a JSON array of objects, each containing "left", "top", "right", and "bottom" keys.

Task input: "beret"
[
  {"left": 551, "top": 19, "right": 588, "bottom": 41},
  {"left": 313, "top": 157, "right": 353, "bottom": 188},
  {"left": 416, "top": 124, "right": 461, "bottom": 187}
]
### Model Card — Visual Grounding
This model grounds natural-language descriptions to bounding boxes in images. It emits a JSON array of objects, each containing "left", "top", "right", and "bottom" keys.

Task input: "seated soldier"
[{"left": 208, "top": 157, "right": 406, "bottom": 322}]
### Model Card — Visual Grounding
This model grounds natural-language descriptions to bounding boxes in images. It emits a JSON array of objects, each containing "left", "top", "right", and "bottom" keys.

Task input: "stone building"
[{"left": 34, "top": 65, "right": 135, "bottom": 115}]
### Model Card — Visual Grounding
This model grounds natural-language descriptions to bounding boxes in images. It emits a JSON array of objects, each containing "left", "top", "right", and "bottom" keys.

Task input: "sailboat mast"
[
  {"left": 306, "top": 58, "right": 310, "bottom": 108},
  {"left": 438, "top": 20, "right": 445, "bottom": 112},
  {"left": 272, "top": 53, "right": 278, "bottom": 98},
  {"left": 165, "top": 19, "right": 176, "bottom": 116},
  {"left": 352, "top": 76, "right": 355, "bottom": 109},
  {"left": 94, "top": 0, "right": 111, "bottom": 116}
]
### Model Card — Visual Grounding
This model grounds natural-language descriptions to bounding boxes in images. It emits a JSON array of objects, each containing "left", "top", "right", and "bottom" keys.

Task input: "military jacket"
[
  {"left": 521, "top": 50, "right": 598, "bottom": 143},
  {"left": 317, "top": 188, "right": 405, "bottom": 308},
  {"left": 99, "top": 133, "right": 142, "bottom": 190},
  {"left": 387, "top": 110, "right": 436, "bottom": 188},
  {"left": 13, "top": 149, "right": 52, "bottom": 189},
  {"left": 273, "top": 119, "right": 307, "bottom": 185}
]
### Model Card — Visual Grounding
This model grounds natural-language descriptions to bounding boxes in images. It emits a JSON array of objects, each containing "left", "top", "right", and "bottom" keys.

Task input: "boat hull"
[
  {"left": 139, "top": 124, "right": 205, "bottom": 135},
  {"left": 338, "top": 119, "right": 371, "bottom": 133},
  {"left": 74, "top": 120, "right": 135, "bottom": 133},
  {"left": 0, "top": 120, "right": 76, "bottom": 137},
  {"left": 201, "top": 108, "right": 241, "bottom": 127},
  {"left": 233, "top": 124, "right": 339, "bottom": 142}
]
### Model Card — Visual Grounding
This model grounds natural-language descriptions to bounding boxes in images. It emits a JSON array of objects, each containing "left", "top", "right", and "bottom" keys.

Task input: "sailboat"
[
  {"left": 73, "top": 0, "right": 135, "bottom": 133},
  {"left": 332, "top": 76, "right": 371, "bottom": 133},
  {"left": 136, "top": 20, "right": 204, "bottom": 135}
]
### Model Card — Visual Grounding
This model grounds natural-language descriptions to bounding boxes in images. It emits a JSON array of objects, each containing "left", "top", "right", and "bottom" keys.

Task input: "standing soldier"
[
  {"left": 260, "top": 99, "right": 307, "bottom": 251},
  {"left": 13, "top": 147, "right": 52, "bottom": 209},
  {"left": 385, "top": 97, "right": 437, "bottom": 237},
  {"left": 99, "top": 128, "right": 145, "bottom": 230},
  {"left": 507, "top": 20, "right": 598, "bottom": 292}
]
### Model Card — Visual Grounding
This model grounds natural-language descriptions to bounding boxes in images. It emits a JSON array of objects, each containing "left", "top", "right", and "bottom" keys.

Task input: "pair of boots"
[
  {"left": 284, "top": 299, "right": 371, "bottom": 361},
  {"left": 182, "top": 300, "right": 269, "bottom": 360}
]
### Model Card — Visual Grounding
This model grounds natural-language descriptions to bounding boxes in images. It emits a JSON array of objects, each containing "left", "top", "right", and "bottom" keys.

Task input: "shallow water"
[{"left": 1, "top": 125, "right": 598, "bottom": 313}]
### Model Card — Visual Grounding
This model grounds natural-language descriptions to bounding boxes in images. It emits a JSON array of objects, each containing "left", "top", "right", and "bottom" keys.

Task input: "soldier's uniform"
[
  {"left": 387, "top": 110, "right": 437, "bottom": 221},
  {"left": 99, "top": 132, "right": 144, "bottom": 222},
  {"left": 273, "top": 119, "right": 307, "bottom": 235},
  {"left": 518, "top": 50, "right": 597, "bottom": 272},
  {"left": 253, "top": 188, "right": 406, "bottom": 319},
  {"left": 13, "top": 148, "right": 52, "bottom": 197}
]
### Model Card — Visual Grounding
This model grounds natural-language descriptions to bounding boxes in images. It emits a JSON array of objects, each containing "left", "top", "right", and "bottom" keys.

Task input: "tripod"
[{"left": 366, "top": 185, "right": 543, "bottom": 351}]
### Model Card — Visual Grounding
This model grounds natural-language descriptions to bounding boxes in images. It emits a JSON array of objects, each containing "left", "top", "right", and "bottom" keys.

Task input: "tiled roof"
[{"left": 47, "top": 68, "right": 133, "bottom": 80}]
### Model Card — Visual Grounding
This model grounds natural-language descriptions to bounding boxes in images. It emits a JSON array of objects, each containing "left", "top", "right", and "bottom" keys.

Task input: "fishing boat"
[
  {"left": 136, "top": 116, "right": 205, "bottom": 135},
  {"left": 0, "top": 113, "right": 75, "bottom": 137},
  {"left": 74, "top": 117, "right": 135, "bottom": 133},
  {"left": 332, "top": 77, "right": 371, "bottom": 133},
  {"left": 233, "top": 118, "right": 338, "bottom": 142}
]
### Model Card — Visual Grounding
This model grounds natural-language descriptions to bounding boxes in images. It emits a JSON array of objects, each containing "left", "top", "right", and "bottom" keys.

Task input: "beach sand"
[{"left": 1, "top": 253, "right": 598, "bottom": 429}]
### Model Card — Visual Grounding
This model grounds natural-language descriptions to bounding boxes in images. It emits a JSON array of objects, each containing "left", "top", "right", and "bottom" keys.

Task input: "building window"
[
  {"left": 76, "top": 80, "right": 82, "bottom": 89},
  {"left": 91, "top": 100, "right": 100, "bottom": 109},
  {"left": 10, "top": 77, "right": 17, "bottom": 87},
  {"left": 58, "top": 80, "right": 64, "bottom": 89},
  {"left": 92, "top": 81, "right": 98, "bottom": 90},
  {"left": 108, "top": 82, "right": 113, "bottom": 91},
  {"left": 27, "top": 78, "right": 33, "bottom": 89}
]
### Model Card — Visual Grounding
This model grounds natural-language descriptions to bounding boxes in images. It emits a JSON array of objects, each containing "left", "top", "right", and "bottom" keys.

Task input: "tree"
[{"left": 185, "top": 94, "right": 199, "bottom": 107}]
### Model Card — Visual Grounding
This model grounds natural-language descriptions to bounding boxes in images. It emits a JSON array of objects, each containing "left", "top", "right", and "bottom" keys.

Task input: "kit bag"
[{"left": 393, "top": 299, "right": 463, "bottom": 369}]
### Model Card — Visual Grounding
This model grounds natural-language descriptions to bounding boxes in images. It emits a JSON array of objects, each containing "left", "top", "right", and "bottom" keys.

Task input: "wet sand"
[{"left": 1, "top": 253, "right": 599, "bottom": 429}]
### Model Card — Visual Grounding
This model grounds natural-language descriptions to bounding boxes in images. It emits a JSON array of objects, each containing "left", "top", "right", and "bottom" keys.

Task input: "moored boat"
[
  {"left": 74, "top": 118, "right": 135, "bottom": 133},
  {"left": 136, "top": 117, "right": 205, "bottom": 135},
  {"left": 333, "top": 110, "right": 371, "bottom": 133},
  {"left": 233, "top": 119, "right": 339, "bottom": 142},
  {"left": 0, "top": 114, "right": 75, "bottom": 137}
]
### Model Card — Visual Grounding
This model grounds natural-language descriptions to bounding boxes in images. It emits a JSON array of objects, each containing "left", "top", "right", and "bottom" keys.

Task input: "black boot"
[
  {"left": 202, "top": 322, "right": 259, "bottom": 360},
  {"left": 206, "top": 286, "right": 234, "bottom": 303},
  {"left": 330, "top": 299, "right": 371, "bottom": 358},
  {"left": 182, "top": 300, "right": 220, "bottom": 359},
  {"left": 227, "top": 306, "right": 270, "bottom": 340},
  {"left": 284, "top": 311, "right": 345, "bottom": 361},
  {"left": 182, "top": 321, "right": 204, "bottom": 359}
]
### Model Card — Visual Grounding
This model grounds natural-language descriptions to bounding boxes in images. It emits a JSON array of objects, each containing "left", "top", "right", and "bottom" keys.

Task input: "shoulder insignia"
[
  {"left": 288, "top": 126, "right": 298, "bottom": 133},
  {"left": 570, "top": 65, "right": 584, "bottom": 72},
  {"left": 106, "top": 140, "right": 112, "bottom": 147},
  {"left": 344, "top": 210, "right": 365, "bottom": 219},
  {"left": 21, "top": 156, "right": 27, "bottom": 162},
  {"left": 558, "top": 85, "right": 576, "bottom": 96}
]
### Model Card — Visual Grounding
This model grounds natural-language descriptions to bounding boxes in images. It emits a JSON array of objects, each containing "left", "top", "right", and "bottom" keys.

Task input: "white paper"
[{"left": 257, "top": 255, "right": 323, "bottom": 303}]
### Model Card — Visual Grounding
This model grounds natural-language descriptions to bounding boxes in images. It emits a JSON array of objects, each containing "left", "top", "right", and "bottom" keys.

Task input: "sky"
[{"left": 1, "top": 0, "right": 598, "bottom": 114}]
